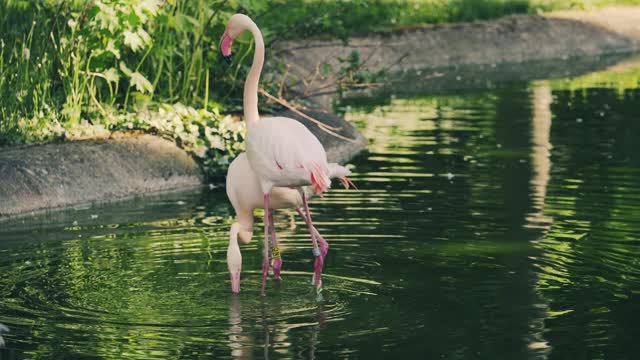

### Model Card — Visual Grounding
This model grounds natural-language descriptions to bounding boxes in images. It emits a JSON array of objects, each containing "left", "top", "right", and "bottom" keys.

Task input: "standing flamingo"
[
  {"left": 226, "top": 153, "right": 353, "bottom": 294},
  {"left": 220, "top": 14, "right": 350, "bottom": 296}
]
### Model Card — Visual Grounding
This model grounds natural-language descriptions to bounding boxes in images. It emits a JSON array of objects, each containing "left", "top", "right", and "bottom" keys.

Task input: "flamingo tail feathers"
[
  {"left": 339, "top": 176, "right": 357, "bottom": 190},
  {"left": 310, "top": 164, "right": 331, "bottom": 195}
]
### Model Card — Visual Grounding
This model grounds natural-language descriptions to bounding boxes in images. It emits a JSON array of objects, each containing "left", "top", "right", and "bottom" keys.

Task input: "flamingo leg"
[
  {"left": 269, "top": 209, "right": 283, "bottom": 280},
  {"left": 295, "top": 208, "right": 329, "bottom": 260},
  {"left": 298, "top": 189, "right": 326, "bottom": 288},
  {"left": 261, "top": 193, "right": 270, "bottom": 296}
]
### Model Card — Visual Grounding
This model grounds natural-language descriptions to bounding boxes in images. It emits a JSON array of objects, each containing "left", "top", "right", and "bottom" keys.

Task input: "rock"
[
  {"left": 0, "top": 135, "right": 203, "bottom": 217},
  {"left": 0, "top": 111, "right": 366, "bottom": 217}
]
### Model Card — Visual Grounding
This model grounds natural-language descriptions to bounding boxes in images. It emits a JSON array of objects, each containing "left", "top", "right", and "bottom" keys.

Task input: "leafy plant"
[{"left": 2, "top": 0, "right": 640, "bottom": 174}]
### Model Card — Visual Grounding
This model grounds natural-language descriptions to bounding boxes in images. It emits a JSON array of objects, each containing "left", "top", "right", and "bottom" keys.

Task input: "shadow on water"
[{"left": 2, "top": 56, "right": 640, "bottom": 358}]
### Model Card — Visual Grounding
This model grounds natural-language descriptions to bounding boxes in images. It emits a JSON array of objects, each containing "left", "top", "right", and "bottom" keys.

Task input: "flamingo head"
[
  {"left": 227, "top": 222, "right": 243, "bottom": 294},
  {"left": 220, "top": 14, "right": 251, "bottom": 64},
  {"left": 237, "top": 227, "right": 254, "bottom": 244}
]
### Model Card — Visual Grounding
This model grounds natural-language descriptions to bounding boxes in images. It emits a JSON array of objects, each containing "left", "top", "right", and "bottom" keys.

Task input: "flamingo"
[
  {"left": 220, "top": 14, "right": 353, "bottom": 296},
  {"left": 226, "top": 153, "right": 354, "bottom": 294}
]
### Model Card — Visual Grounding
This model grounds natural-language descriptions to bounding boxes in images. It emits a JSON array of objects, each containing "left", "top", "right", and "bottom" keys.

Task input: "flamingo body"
[
  {"left": 225, "top": 153, "right": 352, "bottom": 292},
  {"left": 226, "top": 152, "right": 304, "bottom": 244},
  {"left": 221, "top": 13, "right": 354, "bottom": 295},
  {"left": 246, "top": 117, "right": 330, "bottom": 193}
]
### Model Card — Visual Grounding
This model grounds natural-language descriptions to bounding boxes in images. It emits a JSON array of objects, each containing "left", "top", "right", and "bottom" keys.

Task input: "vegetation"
[
  {"left": 1, "top": 0, "right": 639, "bottom": 176},
  {"left": 251, "top": 0, "right": 640, "bottom": 41},
  {"left": 0, "top": 0, "right": 247, "bottom": 176}
]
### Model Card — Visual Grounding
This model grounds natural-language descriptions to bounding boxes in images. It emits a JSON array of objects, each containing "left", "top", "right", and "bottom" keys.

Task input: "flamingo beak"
[{"left": 220, "top": 30, "right": 234, "bottom": 65}]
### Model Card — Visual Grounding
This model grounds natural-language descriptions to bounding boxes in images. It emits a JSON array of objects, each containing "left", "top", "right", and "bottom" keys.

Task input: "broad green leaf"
[
  {"left": 140, "top": 0, "right": 161, "bottom": 16},
  {"left": 103, "top": 68, "right": 119, "bottom": 83},
  {"left": 106, "top": 40, "right": 121, "bottom": 59},
  {"left": 137, "top": 28, "right": 152, "bottom": 47},
  {"left": 175, "top": 13, "right": 199, "bottom": 32},
  {"left": 123, "top": 30, "right": 143, "bottom": 51},
  {"left": 94, "top": 1, "right": 118, "bottom": 33},
  {"left": 119, "top": 62, "right": 132, "bottom": 76},
  {"left": 129, "top": 72, "right": 153, "bottom": 93}
]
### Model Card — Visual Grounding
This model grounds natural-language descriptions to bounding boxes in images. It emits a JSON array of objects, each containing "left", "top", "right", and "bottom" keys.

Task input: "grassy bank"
[
  {"left": 0, "top": 0, "right": 246, "bottom": 177},
  {"left": 252, "top": 0, "right": 640, "bottom": 41},
  {"left": 1, "top": 0, "right": 638, "bottom": 176}
]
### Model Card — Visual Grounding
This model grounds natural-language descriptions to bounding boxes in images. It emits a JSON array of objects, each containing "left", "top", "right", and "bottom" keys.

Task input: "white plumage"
[
  {"left": 220, "top": 13, "right": 354, "bottom": 296},
  {"left": 225, "top": 153, "right": 353, "bottom": 293},
  {"left": 246, "top": 116, "right": 331, "bottom": 193}
]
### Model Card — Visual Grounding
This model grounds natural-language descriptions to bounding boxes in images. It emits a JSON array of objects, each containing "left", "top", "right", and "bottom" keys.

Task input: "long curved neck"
[
  {"left": 243, "top": 22, "right": 264, "bottom": 124},
  {"left": 236, "top": 206, "right": 254, "bottom": 243},
  {"left": 236, "top": 207, "right": 254, "bottom": 230},
  {"left": 229, "top": 223, "right": 241, "bottom": 248}
]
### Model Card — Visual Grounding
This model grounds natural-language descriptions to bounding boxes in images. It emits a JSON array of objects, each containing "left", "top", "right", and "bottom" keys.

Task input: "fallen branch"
[{"left": 259, "top": 88, "right": 358, "bottom": 144}]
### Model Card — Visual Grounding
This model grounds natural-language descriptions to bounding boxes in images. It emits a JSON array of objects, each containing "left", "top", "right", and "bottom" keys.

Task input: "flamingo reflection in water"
[{"left": 227, "top": 296, "right": 326, "bottom": 359}]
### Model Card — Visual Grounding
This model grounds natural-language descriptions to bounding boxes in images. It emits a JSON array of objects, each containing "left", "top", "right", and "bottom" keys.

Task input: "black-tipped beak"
[{"left": 220, "top": 30, "right": 234, "bottom": 65}]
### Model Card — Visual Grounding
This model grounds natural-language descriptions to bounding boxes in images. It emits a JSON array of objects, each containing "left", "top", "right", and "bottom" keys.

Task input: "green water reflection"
[{"left": 1, "top": 60, "right": 640, "bottom": 358}]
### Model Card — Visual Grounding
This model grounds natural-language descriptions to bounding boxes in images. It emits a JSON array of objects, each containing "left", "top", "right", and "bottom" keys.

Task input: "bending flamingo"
[
  {"left": 220, "top": 14, "right": 350, "bottom": 296},
  {"left": 226, "top": 153, "right": 353, "bottom": 293}
]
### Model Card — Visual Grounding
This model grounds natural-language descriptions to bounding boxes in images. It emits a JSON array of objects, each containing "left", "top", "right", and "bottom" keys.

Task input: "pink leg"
[
  {"left": 298, "top": 189, "right": 326, "bottom": 288},
  {"left": 261, "top": 194, "right": 270, "bottom": 296},
  {"left": 269, "top": 209, "right": 283, "bottom": 280},
  {"left": 296, "top": 208, "right": 329, "bottom": 259}
]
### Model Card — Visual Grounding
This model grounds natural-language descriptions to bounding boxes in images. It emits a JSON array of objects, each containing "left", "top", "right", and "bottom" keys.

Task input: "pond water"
[{"left": 2, "top": 58, "right": 640, "bottom": 359}]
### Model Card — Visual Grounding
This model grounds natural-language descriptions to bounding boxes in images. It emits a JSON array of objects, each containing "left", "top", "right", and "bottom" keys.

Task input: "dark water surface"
[{"left": 2, "top": 61, "right": 640, "bottom": 359}]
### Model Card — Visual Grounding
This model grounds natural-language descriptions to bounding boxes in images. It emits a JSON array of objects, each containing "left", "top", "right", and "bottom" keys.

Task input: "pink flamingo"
[
  {"left": 226, "top": 153, "right": 353, "bottom": 294},
  {"left": 220, "top": 14, "right": 353, "bottom": 296}
]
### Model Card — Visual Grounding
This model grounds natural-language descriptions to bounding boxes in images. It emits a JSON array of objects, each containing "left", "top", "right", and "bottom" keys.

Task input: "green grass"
[
  {"left": 246, "top": 0, "right": 640, "bottom": 42},
  {"left": 0, "top": 0, "right": 247, "bottom": 177}
]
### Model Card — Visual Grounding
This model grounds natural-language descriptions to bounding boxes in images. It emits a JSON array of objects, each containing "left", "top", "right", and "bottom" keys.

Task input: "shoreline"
[
  {"left": 3, "top": 6, "right": 640, "bottom": 217},
  {"left": 276, "top": 7, "right": 640, "bottom": 107},
  {"left": 0, "top": 111, "right": 365, "bottom": 218}
]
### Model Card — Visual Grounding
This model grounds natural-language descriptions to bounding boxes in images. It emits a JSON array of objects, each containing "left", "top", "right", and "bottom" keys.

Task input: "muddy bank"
[
  {"left": 0, "top": 110, "right": 365, "bottom": 218},
  {"left": 277, "top": 7, "right": 640, "bottom": 106},
  {"left": 350, "top": 53, "right": 639, "bottom": 99}
]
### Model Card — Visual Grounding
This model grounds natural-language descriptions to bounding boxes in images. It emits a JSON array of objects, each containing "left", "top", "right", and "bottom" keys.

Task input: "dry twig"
[{"left": 258, "top": 88, "right": 359, "bottom": 144}]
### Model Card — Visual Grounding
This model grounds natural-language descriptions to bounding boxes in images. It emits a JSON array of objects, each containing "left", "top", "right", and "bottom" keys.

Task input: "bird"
[
  {"left": 226, "top": 152, "right": 354, "bottom": 294},
  {"left": 220, "top": 14, "right": 354, "bottom": 296}
]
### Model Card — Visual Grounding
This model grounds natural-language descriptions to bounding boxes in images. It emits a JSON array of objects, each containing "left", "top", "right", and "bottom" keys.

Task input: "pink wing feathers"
[
  {"left": 310, "top": 162, "right": 331, "bottom": 194},
  {"left": 246, "top": 116, "right": 331, "bottom": 193}
]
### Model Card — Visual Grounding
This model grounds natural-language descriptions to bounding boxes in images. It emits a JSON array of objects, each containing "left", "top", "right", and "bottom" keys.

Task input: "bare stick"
[{"left": 259, "top": 88, "right": 359, "bottom": 144}]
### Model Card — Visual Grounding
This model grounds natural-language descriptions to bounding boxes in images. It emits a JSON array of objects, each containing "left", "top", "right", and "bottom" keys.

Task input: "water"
[{"left": 2, "top": 59, "right": 640, "bottom": 359}]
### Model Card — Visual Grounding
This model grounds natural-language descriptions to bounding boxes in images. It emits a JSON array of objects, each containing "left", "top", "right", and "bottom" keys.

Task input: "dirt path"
[{"left": 548, "top": 6, "right": 640, "bottom": 40}]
